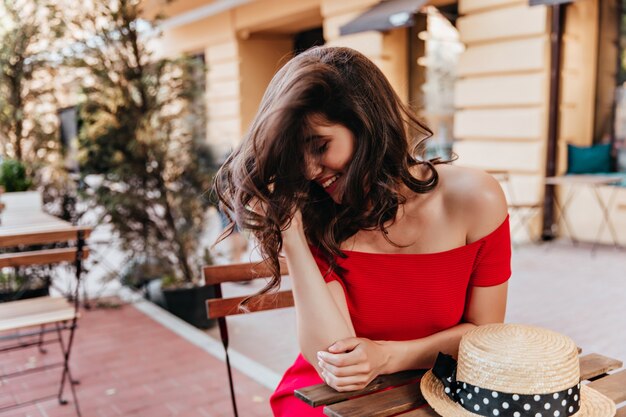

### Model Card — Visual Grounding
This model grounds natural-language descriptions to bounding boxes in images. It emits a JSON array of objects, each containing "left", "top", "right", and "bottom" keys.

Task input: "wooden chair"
[
  {"left": 204, "top": 259, "right": 291, "bottom": 417},
  {"left": 0, "top": 229, "right": 89, "bottom": 416}
]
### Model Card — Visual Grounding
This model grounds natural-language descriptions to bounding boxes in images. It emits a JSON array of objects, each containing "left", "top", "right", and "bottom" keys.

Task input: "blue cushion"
[{"left": 566, "top": 143, "right": 612, "bottom": 174}]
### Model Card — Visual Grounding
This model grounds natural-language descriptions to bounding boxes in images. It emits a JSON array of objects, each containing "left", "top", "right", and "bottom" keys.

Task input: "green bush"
[{"left": 0, "top": 159, "right": 32, "bottom": 192}]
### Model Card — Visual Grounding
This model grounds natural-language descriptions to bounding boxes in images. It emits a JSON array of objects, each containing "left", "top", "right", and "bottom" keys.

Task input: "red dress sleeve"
[{"left": 469, "top": 216, "right": 512, "bottom": 287}]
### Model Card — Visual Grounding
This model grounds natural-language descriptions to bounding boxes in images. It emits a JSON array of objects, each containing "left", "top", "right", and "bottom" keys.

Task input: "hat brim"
[{"left": 420, "top": 370, "right": 616, "bottom": 417}]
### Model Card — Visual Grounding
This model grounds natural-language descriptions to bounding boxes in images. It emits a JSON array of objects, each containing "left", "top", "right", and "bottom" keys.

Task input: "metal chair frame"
[
  {"left": 204, "top": 260, "right": 291, "bottom": 417},
  {"left": 0, "top": 231, "right": 86, "bottom": 416}
]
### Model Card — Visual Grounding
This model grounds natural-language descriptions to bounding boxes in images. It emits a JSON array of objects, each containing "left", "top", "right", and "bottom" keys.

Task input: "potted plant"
[
  {"left": 159, "top": 249, "right": 216, "bottom": 329},
  {"left": 68, "top": 0, "right": 217, "bottom": 328},
  {"left": 0, "top": 159, "right": 33, "bottom": 192},
  {"left": 0, "top": 268, "right": 51, "bottom": 302}
]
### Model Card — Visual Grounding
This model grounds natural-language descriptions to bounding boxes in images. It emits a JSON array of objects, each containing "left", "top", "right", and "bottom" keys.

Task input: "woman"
[{"left": 215, "top": 46, "right": 510, "bottom": 416}]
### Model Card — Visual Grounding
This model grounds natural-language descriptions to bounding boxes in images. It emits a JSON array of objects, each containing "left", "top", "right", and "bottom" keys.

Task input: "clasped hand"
[{"left": 317, "top": 337, "right": 389, "bottom": 392}]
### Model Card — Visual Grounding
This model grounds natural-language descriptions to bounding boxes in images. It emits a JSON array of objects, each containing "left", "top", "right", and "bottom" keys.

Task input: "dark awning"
[
  {"left": 529, "top": 0, "right": 575, "bottom": 6},
  {"left": 339, "top": 0, "right": 429, "bottom": 36}
]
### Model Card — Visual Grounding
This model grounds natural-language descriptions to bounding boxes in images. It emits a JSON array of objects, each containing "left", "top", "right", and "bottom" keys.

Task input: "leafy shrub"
[{"left": 0, "top": 159, "right": 32, "bottom": 192}]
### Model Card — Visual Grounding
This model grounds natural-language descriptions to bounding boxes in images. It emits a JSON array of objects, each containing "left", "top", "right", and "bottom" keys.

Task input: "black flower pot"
[
  {"left": 0, "top": 286, "right": 49, "bottom": 302},
  {"left": 161, "top": 285, "right": 217, "bottom": 329}
]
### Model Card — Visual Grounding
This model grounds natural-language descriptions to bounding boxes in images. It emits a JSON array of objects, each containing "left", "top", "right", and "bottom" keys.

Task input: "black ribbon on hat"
[{"left": 432, "top": 353, "right": 581, "bottom": 417}]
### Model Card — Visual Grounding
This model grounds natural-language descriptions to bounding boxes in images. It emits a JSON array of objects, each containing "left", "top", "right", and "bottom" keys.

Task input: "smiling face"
[{"left": 304, "top": 114, "right": 355, "bottom": 204}]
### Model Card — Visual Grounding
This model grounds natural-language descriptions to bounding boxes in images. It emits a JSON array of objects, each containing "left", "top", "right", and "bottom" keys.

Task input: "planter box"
[
  {"left": 162, "top": 285, "right": 217, "bottom": 329},
  {"left": 0, "top": 286, "right": 49, "bottom": 302}
]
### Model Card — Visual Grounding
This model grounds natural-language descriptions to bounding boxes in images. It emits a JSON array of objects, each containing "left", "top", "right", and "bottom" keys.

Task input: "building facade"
[{"left": 144, "top": 0, "right": 626, "bottom": 245}]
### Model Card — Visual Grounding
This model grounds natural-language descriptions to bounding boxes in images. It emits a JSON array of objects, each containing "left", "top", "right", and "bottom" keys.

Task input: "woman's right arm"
[{"left": 281, "top": 211, "right": 356, "bottom": 372}]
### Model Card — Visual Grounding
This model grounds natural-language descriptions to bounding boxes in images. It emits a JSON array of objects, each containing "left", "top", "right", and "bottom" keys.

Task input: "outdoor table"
[
  {"left": 295, "top": 352, "right": 626, "bottom": 416},
  {"left": 545, "top": 175, "right": 623, "bottom": 251},
  {"left": 0, "top": 193, "right": 91, "bottom": 416},
  {"left": 0, "top": 203, "right": 91, "bottom": 247}
]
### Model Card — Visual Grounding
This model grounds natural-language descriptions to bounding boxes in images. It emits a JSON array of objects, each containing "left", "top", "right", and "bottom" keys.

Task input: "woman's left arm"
[
  {"left": 318, "top": 167, "right": 510, "bottom": 391},
  {"left": 317, "top": 282, "right": 508, "bottom": 390}
]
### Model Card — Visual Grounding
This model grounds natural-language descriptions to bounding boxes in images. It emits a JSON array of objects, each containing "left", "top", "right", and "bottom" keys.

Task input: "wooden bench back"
[
  {"left": 204, "top": 259, "right": 292, "bottom": 319},
  {"left": 0, "top": 226, "right": 92, "bottom": 248},
  {"left": 0, "top": 247, "right": 89, "bottom": 268}
]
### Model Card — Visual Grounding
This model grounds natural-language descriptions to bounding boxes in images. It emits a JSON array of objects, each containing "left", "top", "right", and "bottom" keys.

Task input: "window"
[
  {"left": 293, "top": 27, "right": 324, "bottom": 55},
  {"left": 58, "top": 106, "right": 79, "bottom": 172},
  {"left": 409, "top": 6, "right": 463, "bottom": 160}
]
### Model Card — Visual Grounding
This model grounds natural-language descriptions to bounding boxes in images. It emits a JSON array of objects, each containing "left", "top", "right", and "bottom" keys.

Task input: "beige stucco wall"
[
  {"left": 206, "top": 40, "right": 241, "bottom": 159},
  {"left": 153, "top": 0, "right": 323, "bottom": 160},
  {"left": 154, "top": 0, "right": 412, "bottom": 158},
  {"left": 455, "top": 0, "right": 549, "bottom": 241},
  {"left": 321, "top": 0, "right": 408, "bottom": 103},
  {"left": 238, "top": 37, "right": 293, "bottom": 135}
]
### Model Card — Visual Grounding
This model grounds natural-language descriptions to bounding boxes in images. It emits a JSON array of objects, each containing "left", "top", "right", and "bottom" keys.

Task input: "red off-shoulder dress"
[{"left": 270, "top": 216, "right": 512, "bottom": 416}]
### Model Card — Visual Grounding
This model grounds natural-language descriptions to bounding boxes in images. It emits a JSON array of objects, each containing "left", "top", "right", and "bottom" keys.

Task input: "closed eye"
[{"left": 314, "top": 141, "right": 329, "bottom": 155}]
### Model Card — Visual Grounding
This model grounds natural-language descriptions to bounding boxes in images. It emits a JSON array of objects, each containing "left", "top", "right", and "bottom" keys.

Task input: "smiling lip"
[
  {"left": 316, "top": 173, "right": 340, "bottom": 188},
  {"left": 324, "top": 179, "right": 340, "bottom": 196},
  {"left": 318, "top": 175, "right": 338, "bottom": 187}
]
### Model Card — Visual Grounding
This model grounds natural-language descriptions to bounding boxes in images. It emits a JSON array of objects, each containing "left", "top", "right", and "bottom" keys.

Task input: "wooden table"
[
  {"left": 0, "top": 204, "right": 91, "bottom": 248},
  {"left": 296, "top": 352, "right": 626, "bottom": 416},
  {"left": 0, "top": 192, "right": 91, "bottom": 416},
  {"left": 545, "top": 175, "right": 623, "bottom": 251}
]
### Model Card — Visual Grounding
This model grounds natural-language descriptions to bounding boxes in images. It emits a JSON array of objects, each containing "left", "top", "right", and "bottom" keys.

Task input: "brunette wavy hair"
[{"left": 214, "top": 46, "right": 445, "bottom": 296}]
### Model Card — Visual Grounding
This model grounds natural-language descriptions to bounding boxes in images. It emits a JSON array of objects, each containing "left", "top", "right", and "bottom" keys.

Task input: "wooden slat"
[
  {"left": 587, "top": 370, "right": 626, "bottom": 404},
  {"left": 206, "top": 290, "right": 293, "bottom": 318},
  {"left": 325, "top": 380, "right": 426, "bottom": 417},
  {"left": 459, "top": 0, "right": 521, "bottom": 15},
  {"left": 458, "top": 37, "right": 546, "bottom": 76},
  {"left": 0, "top": 308, "right": 76, "bottom": 332},
  {"left": 203, "top": 259, "right": 288, "bottom": 285},
  {"left": 579, "top": 353, "right": 623, "bottom": 380},
  {"left": 0, "top": 226, "right": 91, "bottom": 247},
  {"left": 452, "top": 141, "right": 544, "bottom": 174},
  {"left": 455, "top": 108, "right": 543, "bottom": 140},
  {"left": 0, "top": 247, "right": 89, "bottom": 268},
  {"left": 616, "top": 405, "right": 626, "bottom": 417},
  {"left": 396, "top": 405, "right": 439, "bottom": 417},
  {"left": 0, "top": 296, "right": 76, "bottom": 332},
  {"left": 0, "top": 296, "right": 70, "bottom": 319},
  {"left": 296, "top": 370, "right": 425, "bottom": 408},
  {"left": 458, "top": 4, "right": 546, "bottom": 45}
]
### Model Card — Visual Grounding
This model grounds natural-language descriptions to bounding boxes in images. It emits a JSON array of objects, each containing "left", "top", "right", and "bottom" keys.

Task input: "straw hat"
[{"left": 421, "top": 324, "right": 615, "bottom": 417}]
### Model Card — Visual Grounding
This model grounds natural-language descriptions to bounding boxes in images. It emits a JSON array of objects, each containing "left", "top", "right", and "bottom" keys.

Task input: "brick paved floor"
[{"left": 0, "top": 304, "right": 272, "bottom": 417}]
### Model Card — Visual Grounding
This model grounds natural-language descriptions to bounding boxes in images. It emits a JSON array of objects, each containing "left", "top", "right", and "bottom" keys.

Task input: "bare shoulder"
[{"left": 435, "top": 164, "right": 508, "bottom": 242}]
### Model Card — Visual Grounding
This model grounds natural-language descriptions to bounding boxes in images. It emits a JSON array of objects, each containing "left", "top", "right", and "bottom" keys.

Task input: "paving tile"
[
  {"left": 0, "top": 404, "right": 45, "bottom": 417},
  {"left": 1, "top": 304, "right": 273, "bottom": 417}
]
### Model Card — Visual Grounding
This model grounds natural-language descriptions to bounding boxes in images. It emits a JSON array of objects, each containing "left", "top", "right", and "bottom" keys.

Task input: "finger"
[
  {"left": 321, "top": 370, "right": 370, "bottom": 391},
  {"left": 328, "top": 337, "right": 361, "bottom": 353},
  {"left": 332, "top": 384, "right": 368, "bottom": 392},
  {"left": 318, "top": 360, "right": 370, "bottom": 377},
  {"left": 318, "top": 349, "right": 365, "bottom": 367}
]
